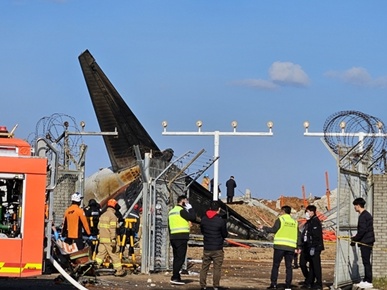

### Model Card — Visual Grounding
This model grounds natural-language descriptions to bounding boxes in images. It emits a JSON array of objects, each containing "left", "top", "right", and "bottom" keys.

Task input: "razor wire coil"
[{"left": 323, "top": 110, "right": 387, "bottom": 171}]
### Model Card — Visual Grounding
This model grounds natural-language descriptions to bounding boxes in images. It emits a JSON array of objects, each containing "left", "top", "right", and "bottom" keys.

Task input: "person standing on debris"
[
  {"left": 300, "top": 205, "right": 324, "bottom": 290},
  {"left": 95, "top": 199, "right": 126, "bottom": 277},
  {"left": 202, "top": 174, "right": 210, "bottom": 190},
  {"left": 226, "top": 176, "right": 237, "bottom": 204},
  {"left": 168, "top": 195, "right": 197, "bottom": 285},
  {"left": 351, "top": 197, "right": 375, "bottom": 289},
  {"left": 61, "top": 192, "right": 91, "bottom": 250},
  {"left": 259, "top": 205, "right": 299, "bottom": 290},
  {"left": 199, "top": 201, "right": 228, "bottom": 290}
]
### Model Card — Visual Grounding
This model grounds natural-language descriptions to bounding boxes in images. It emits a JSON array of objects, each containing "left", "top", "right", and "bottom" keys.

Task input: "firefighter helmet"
[
  {"left": 71, "top": 192, "right": 82, "bottom": 202},
  {"left": 107, "top": 199, "right": 117, "bottom": 208}
]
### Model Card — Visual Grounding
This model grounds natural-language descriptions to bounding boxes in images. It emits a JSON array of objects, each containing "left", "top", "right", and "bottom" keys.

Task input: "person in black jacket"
[
  {"left": 301, "top": 205, "right": 324, "bottom": 290},
  {"left": 84, "top": 199, "right": 101, "bottom": 237},
  {"left": 84, "top": 199, "right": 101, "bottom": 253},
  {"left": 351, "top": 197, "right": 375, "bottom": 289},
  {"left": 225, "top": 176, "right": 237, "bottom": 204},
  {"left": 199, "top": 201, "right": 228, "bottom": 290},
  {"left": 259, "top": 206, "right": 300, "bottom": 290}
]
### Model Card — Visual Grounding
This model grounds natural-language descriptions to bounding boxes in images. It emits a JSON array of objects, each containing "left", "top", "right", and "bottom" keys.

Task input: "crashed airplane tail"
[
  {"left": 78, "top": 49, "right": 159, "bottom": 172},
  {"left": 78, "top": 49, "right": 265, "bottom": 245}
]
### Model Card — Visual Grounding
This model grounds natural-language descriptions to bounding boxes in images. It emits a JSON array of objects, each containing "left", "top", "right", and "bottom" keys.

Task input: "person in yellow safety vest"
[
  {"left": 259, "top": 205, "right": 300, "bottom": 290},
  {"left": 95, "top": 199, "right": 126, "bottom": 277},
  {"left": 168, "top": 195, "right": 197, "bottom": 285}
]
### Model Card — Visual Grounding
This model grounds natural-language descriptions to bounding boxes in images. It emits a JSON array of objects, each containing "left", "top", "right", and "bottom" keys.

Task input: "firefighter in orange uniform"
[
  {"left": 61, "top": 192, "right": 91, "bottom": 250},
  {"left": 95, "top": 199, "right": 127, "bottom": 277}
]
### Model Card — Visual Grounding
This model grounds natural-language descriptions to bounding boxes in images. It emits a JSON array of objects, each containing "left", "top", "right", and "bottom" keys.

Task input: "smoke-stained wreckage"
[{"left": 78, "top": 50, "right": 266, "bottom": 244}]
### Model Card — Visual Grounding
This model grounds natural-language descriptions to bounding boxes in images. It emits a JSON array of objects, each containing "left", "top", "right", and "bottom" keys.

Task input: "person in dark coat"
[
  {"left": 301, "top": 205, "right": 324, "bottom": 290},
  {"left": 225, "top": 176, "right": 237, "bottom": 204},
  {"left": 84, "top": 199, "right": 102, "bottom": 253},
  {"left": 199, "top": 201, "right": 228, "bottom": 290},
  {"left": 84, "top": 199, "right": 101, "bottom": 237},
  {"left": 351, "top": 197, "right": 375, "bottom": 289}
]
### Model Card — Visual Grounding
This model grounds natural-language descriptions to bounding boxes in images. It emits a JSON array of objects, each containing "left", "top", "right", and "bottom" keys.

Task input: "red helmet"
[{"left": 107, "top": 199, "right": 117, "bottom": 208}]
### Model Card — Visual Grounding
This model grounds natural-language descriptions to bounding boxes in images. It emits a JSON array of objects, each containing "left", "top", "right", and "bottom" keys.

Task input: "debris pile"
[{"left": 223, "top": 189, "right": 337, "bottom": 242}]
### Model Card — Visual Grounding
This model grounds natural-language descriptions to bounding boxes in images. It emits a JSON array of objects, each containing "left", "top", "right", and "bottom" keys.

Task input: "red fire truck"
[{"left": 0, "top": 125, "right": 53, "bottom": 277}]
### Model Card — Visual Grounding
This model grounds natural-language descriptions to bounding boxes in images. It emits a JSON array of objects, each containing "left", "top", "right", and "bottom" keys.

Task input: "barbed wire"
[
  {"left": 323, "top": 110, "right": 387, "bottom": 171},
  {"left": 27, "top": 113, "right": 83, "bottom": 169}
]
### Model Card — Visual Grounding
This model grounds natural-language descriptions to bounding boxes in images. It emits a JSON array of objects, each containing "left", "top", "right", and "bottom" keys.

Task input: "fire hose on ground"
[{"left": 49, "top": 255, "right": 89, "bottom": 290}]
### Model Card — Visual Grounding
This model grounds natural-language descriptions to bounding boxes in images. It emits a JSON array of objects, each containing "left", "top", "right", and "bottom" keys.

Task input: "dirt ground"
[
  {"left": 1, "top": 199, "right": 335, "bottom": 290},
  {"left": 102, "top": 242, "right": 335, "bottom": 290},
  {"left": 0, "top": 243, "right": 336, "bottom": 290}
]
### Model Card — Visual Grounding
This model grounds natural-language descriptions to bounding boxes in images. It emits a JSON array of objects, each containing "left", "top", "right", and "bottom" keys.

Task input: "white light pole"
[{"left": 162, "top": 120, "right": 274, "bottom": 201}]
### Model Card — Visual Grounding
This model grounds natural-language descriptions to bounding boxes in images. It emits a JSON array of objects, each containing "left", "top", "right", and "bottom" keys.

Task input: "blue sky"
[{"left": 1, "top": 1, "right": 387, "bottom": 200}]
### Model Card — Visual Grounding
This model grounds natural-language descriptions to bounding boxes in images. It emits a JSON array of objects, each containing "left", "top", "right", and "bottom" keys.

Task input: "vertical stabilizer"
[{"left": 78, "top": 50, "right": 159, "bottom": 171}]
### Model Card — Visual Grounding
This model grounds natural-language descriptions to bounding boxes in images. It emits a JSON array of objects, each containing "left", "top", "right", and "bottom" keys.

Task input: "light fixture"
[
  {"left": 303, "top": 121, "right": 309, "bottom": 129},
  {"left": 231, "top": 120, "right": 238, "bottom": 129},
  {"left": 162, "top": 121, "right": 168, "bottom": 128},
  {"left": 340, "top": 121, "right": 346, "bottom": 130},
  {"left": 196, "top": 120, "right": 203, "bottom": 128},
  {"left": 267, "top": 121, "right": 274, "bottom": 129},
  {"left": 80, "top": 121, "right": 85, "bottom": 129},
  {"left": 377, "top": 121, "right": 383, "bottom": 130}
]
